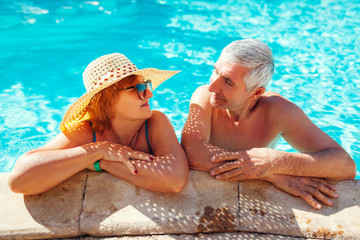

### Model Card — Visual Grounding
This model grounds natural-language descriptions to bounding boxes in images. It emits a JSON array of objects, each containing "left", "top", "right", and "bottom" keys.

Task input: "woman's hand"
[
  {"left": 98, "top": 141, "right": 154, "bottom": 175},
  {"left": 86, "top": 164, "right": 96, "bottom": 171}
]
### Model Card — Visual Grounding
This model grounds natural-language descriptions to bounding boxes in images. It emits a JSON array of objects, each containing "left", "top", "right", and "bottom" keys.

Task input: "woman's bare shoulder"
[
  {"left": 41, "top": 121, "right": 94, "bottom": 150},
  {"left": 147, "top": 111, "right": 172, "bottom": 127}
]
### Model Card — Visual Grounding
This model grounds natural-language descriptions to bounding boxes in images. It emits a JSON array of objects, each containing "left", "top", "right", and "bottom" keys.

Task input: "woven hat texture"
[{"left": 60, "top": 53, "right": 179, "bottom": 130}]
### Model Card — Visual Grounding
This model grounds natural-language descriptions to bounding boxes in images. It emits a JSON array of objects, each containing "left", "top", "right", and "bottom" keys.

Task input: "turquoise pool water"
[{"left": 0, "top": 0, "right": 359, "bottom": 178}]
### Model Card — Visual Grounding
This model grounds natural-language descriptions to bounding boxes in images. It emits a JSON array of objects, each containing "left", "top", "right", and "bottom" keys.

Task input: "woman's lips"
[{"left": 141, "top": 102, "right": 150, "bottom": 107}]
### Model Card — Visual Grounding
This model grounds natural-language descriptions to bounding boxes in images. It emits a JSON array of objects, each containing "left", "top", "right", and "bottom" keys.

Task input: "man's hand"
[
  {"left": 210, "top": 148, "right": 276, "bottom": 181},
  {"left": 267, "top": 174, "right": 337, "bottom": 209}
]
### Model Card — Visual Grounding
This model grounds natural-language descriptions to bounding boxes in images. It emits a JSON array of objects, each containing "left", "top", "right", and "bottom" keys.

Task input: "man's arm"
[
  {"left": 181, "top": 85, "right": 231, "bottom": 172},
  {"left": 210, "top": 95, "right": 356, "bottom": 180},
  {"left": 275, "top": 97, "right": 356, "bottom": 179},
  {"left": 262, "top": 174, "right": 338, "bottom": 210}
]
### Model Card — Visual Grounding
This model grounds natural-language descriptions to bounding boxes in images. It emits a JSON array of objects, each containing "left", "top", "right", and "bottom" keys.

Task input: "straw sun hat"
[{"left": 60, "top": 53, "right": 179, "bottom": 131}]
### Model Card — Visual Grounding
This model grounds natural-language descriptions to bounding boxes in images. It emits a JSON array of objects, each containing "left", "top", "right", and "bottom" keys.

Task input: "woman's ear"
[{"left": 251, "top": 87, "right": 265, "bottom": 99}]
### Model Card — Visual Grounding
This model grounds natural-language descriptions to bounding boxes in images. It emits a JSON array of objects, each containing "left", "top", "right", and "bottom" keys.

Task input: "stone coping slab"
[
  {"left": 0, "top": 171, "right": 87, "bottom": 240},
  {"left": 0, "top": 171, "right": 359, "bottom": 239},
  {"left": 56, "top": 232, "right": 310, "bottom": 240},
  {"left": 81, "top": 171, "right": 238, "bottom": 236},
  {"left": 238, "top": 180, "right": 360, "bottom": 239}
]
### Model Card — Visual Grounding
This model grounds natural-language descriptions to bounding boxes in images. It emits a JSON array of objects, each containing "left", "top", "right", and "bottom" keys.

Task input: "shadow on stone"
[
  {"left": 80, "top": 171, "right": 239, "bottom": 236},
  {"left": 23, "top": 171, "right": 87, "bottom": 238},
  {"left": 2, "top": 171, "right": 360, "bottom": 239},
  {"left": 238, "top": 180, "right": 360, "bottom": 239}
]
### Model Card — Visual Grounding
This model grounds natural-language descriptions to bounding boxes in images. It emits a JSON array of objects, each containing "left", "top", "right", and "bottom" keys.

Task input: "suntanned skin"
[
  {"left": 182, "top": 55, "right": 356, "bottom": 209},
  {"left": 9, "top": 76, "right": 189, "bottom": 195}
]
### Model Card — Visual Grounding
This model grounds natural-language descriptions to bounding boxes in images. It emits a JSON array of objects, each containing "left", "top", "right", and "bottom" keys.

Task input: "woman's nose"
[{"left": 145, "top": 88, "right": 153, "bottom": 99}]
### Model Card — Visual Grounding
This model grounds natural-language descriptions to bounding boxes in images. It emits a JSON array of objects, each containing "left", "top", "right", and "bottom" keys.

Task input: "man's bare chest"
[{"left": 209, "top": 114, "right": 277, "bottom": 151}]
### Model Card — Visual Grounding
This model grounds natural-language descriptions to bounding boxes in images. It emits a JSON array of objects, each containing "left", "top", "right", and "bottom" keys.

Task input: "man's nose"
[{"left": 208, "top": 75, "right": 221, "bottom": 93}]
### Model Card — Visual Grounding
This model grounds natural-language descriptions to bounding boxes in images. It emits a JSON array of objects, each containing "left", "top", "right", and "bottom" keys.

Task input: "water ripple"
[{"left": 0, "top": 0, "right": 359, "bottom": 177}]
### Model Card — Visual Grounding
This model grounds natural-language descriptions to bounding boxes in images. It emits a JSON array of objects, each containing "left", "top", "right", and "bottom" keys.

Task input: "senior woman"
[{"left": 8, "top": 53, "right": 189, "bottom": 195}]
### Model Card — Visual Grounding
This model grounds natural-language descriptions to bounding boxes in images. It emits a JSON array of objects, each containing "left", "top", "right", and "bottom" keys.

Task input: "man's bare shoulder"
[
  {"left": 190, "top": 85, "right": 212, "bottom": 106},
  {"left": 262, "top": 91, "right": 298, "bottom": 109},
  {"left": 261, "top": 91, "right": 306, "bottom": 123}
]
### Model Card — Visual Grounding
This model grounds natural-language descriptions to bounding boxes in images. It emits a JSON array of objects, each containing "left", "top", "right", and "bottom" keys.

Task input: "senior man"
[{"left": 181, "top": 39, "right": 356, "bottom": 209}]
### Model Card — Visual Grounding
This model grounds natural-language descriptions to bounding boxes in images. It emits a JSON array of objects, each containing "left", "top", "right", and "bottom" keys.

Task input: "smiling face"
[{"left": 208, "top": 55, "right": 255, "bottom": 111}]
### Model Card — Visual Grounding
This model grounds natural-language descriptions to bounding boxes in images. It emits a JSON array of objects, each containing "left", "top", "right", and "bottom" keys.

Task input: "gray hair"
[{"left": 220, "top": 39, "right": 274, "bottom": 91}]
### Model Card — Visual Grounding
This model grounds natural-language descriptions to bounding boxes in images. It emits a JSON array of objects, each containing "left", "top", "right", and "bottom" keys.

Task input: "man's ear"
[{"left": 251, "top": 87, "right": 265, "bottom": 99}]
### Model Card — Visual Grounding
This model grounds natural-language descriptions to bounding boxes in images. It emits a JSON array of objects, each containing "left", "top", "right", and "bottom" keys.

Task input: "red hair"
[{"left": 86, "top": 75, "right": 139, "bottom": 133}]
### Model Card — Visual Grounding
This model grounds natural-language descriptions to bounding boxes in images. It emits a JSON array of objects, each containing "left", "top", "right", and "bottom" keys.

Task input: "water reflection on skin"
[{"left": 181, "top": 101, "right": 341, "bottom": 210}]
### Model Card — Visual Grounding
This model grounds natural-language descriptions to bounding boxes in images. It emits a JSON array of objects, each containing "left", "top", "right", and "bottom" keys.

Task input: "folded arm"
[
  {"left": 210, "top": 97, "right": 356, "bottom": 181},
  {"left": 274, "top": 101, "right": 355, "bottom": 179},
  {"left": 8, "top": 122, "right": 151, "bottom": 195},
  {"left": 181, "top": 85, "right": 229, "bottom": 172},
  {"left": 9, "top": 140, "right": 106, "bottom": 195},
  {"left": 100, "top": 111, "right": 189, "bottom": 193}
]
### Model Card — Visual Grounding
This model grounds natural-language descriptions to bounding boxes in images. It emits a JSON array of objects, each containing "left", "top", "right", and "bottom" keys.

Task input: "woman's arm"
[
  {"left": 8, "top": 121, "right": 103, "bottom": 195},
  {"left": 8, "top": 122, "right": 141, "bottom": 195},
  {"left": 100, "top": 111, "right": 189, "bottom": 193},
  {"left": 8, "top": 142, "right": 103, "bottom": 195}
]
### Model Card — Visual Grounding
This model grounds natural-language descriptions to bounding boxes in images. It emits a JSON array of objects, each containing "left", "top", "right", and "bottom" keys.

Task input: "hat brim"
[{"left": 60, "top": 68, "right": 180, "bottom": 131}]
